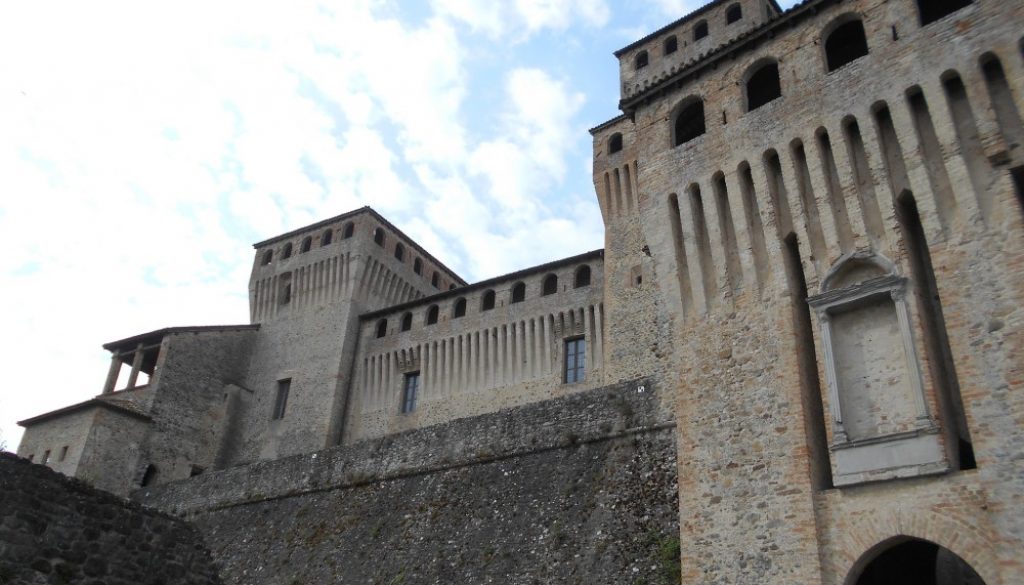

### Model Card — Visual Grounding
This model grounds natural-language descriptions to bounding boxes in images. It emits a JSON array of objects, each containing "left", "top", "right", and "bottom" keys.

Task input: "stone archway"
[{"left": 847, "top": 536, "right": 987, "bottom": 585}]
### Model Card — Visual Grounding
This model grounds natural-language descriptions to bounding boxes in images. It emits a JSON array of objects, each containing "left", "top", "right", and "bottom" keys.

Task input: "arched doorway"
[{"left": 848, "top": 537, "right": 986, "bottom": 585}]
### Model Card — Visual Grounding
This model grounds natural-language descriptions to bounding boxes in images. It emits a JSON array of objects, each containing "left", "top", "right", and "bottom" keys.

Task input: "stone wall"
[
  {"left": 135, "top": 379, "right": 680, "bottom": 584},
  {"left": 0, "top": 452, "right": 222, "bottom": 585}
]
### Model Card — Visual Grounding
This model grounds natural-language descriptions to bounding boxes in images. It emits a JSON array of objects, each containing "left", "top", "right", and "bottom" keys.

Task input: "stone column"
[
  {"left": 125, "top": 343, "right": 145, "bottom": 389},
  {"left": 102, "top": 354, "right": 122, "bottom": 394}
]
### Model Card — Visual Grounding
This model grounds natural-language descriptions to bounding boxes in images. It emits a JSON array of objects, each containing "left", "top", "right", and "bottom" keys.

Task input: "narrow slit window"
[
  {"left": 402, "top": 372, "right": 419, "bottom": 413},
  {"left": 272, "top": 379, "right": 290, "bottom": 420}
]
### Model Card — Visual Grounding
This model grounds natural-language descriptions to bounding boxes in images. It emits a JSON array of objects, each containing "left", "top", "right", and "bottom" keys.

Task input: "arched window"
[
  {"left": 376, "top": 319, "right": 387, "bottom": 338},
  {"left": 634, "top": 50, "right": 648, "bottom": 70},
  {"left": 673, "top": 97, "right": 706, "bottom": 146},
  {"left": 916, "top": 0, "right": 972, "bottom": 26},
  {"left": 394, "top": 243, "right": 405, "bottom": 262},
  {"left": 608, "top": 133, "right": 623, "bottom": 154},
  {"left": 481, "top": 289, "right": 496, "bottom": 311},
  {"left": 511, "top": 282, "right": 526, "bottom": 303},
  {"left": 261, "top": 250, "right": 273, "bottom": 265},
  {"left": 431, "top": 272, "right": 439, "bottom": 288},
  {"left": 322, "top": 229, "right": 333, "bottom": 247},
  {"left": 726, "top": 3, "right": 742, "bottom": 24},
  {"left": 426, "top": 305, "right": 439, "bottom": 325},
  {"left": 664, "top": 35, "right": 678, "bottom": 55},
  {"left": 849, "top": 537, "right": 986, "bottom": 585},
  {"left": 401, "top": 312, "right": 412, "bottom": 332},
  {"left": 824, "top": 18, "right": 869, "bottom": 72},
  {"left": 453, "top": 297, "right": 467, "bottom": 318},
  {"left": 542, "top": 274, "right": 558, "bottom": 296},
  {"left": 574, "top": 265, "right": 592, "bottom": 288},
  {"left": 693, "top": 20, "right": 708, "bottom": 41},
  {"left": 300, "top": 236, "right": 312, "bottom": 253},
  {"left": 282, "top": 243, "right": 293, "bottom": 259},
  {"left": 413, "top": 258, "right": 422, "bottom": 275},
  {"left": 373, "top": 228, "right": 385, "bottom": 247},
  {"left": 342, "top": 222, "right": 355, "bottom": 239},
  {"left": 745, "top": 60, "right": 782, "bottom": 111}
]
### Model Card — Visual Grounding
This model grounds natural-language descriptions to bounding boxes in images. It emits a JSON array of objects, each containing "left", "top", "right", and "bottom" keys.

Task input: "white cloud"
[
  {"left": 432, "top": 0, "right": 609, "bottom": 39},
  {"left": 649, "top": 0, "right": 706, "bottom": 19}
]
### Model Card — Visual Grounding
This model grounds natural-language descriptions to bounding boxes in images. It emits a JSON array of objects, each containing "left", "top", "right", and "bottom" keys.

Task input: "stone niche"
[{"left": 808, "top": 252, "right": 948, "bottom": 487}]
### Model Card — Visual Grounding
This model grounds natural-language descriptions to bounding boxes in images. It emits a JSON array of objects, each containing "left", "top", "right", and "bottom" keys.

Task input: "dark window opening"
[
  {"left": 542, "top": 274, "right": 558, "bottom": 296},
  {"left": 673, "top": 98, "right": 706, "bottom": 146},
  {"left": 401, "top": 312, "right": 412, "bottom": 332},
  {"left": 261, "top": 250, "right": 273, "bottom": 265},
  {"left": 825, "top": 19, "right": 869, "bottom": 72},
  {"left": 694, "top": 21, "right": 708, "bottom": 41},
  {"left": 511, "top": 282, "right": 526, "bottom": 303},
  {"left": 373, "top": 228, "right": 385, "bottom": 247},
  {"left": 394, "top": 243, "right": 405, "bottom": 262},
  {"left": 43, "top": 450, "right": 51, "bottom": 464},
  {"left": 414, "top": 258, "right": 423, "bottom": 275},
  {"left": 342, "top": 222, "right": 355, "bottom": 239},
  {"left": 634, "top": 50, "right": 649, "bottom": 70},
  {"left": 453, "top": 298, "right": 467, "bottom": 318},
  {"left": 59, "top": 446, "right": 68, "bottom": 462},
  {"left": 664, "top": 35, "right": 678, "bottom": 54},
  {"left": 574, "top": 265, "right": 592, "bottom": 288},
  {"left": 272, "top": 379, "right": 291, "bottom": 420},
  {"left": 431, "top": 272, "right": 439, "bottom": 288},
  {"left": 426, "top": 305, "right": 439, "bottom": 325},
  {"left": 140, "top": 464, "right": 158, "bottom": 487},
  {"left": 300, "top": 236, "right": 312, "bottom": 253},
  {"left": 322, "top": 229, "right": 333, "bottom": 246},
  {"left": 564, "top": 337, "right": 586, "bottom": 383},
  {"left": 746, "top": 61, "right": 782, "bottom": 111},
  {"left": 916, "top": 0, "right": 972, "bottom": 26},
  {"left": 481, "top": 289, "right": 496, "bottom": 311},
  {"left": 608, "top": 133, "right": 623, "bottom": 154},
  {"left": 449, "top": 284, "right": 456, "bottom": 291},
  {"left": 376, "top": 319, "right": 388, "bottom": 338},
  {"left": 402, "top": 372, "right": 419, "bottom": 413},
  {"left": 189, "top": 465, "right": 205, "bottom": 477},
  {"left": 726, "top": 4, "right": 742, "bottom": 24},
  {"left": 1011, "top": 166, "right": 1024, "bottom": 216},
  {"left": 635, "top": 275, "right": 643, "bottom": 286},
  {"left": 280, "top": 283, "right": 292, "bottom": 305},
  {"left": 282, "top": 243, "right": 293, "bottom": 259}
]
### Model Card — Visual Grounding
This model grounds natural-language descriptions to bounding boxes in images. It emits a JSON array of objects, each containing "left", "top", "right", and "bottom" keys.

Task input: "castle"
[{"left": 11, "top": 0, "right": 1024, "bottom": 583}]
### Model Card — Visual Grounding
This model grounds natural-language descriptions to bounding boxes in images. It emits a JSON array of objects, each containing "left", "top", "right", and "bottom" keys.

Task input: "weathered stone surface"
[{"left": 0, "top": 453, "right": 222, "bottom": 585}]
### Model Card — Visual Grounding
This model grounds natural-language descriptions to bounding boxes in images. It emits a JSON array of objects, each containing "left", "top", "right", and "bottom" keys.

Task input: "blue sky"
[{"left": 0, "top": 0, "right": 799, "bottom": 448}]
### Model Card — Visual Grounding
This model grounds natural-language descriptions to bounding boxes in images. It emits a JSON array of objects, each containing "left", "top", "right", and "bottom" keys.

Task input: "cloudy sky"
[{"left": 0, "top": 0, "right": 798, "bottom": 448}]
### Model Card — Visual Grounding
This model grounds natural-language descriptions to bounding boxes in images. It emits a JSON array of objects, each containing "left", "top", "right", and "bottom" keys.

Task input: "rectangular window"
[
  {"left": 59, "top": 446, "right": 68, "bottom": 462},
  {"left": 43, "top": 450, "right": 51, "bottom": 464},
  {"left": 272, "top": 379, "right": 291, "bottom": 420},
  {"left": 564, "top": 337, "right": 586, "bottom": 384},
  {"left": 402, "top": 372, "right": 419, "bottom": 413}
]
